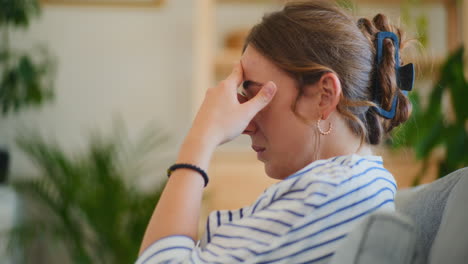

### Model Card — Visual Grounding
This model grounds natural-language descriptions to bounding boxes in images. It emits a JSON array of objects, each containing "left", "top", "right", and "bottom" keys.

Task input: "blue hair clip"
[{"left": 373, "top": 31, "right": 415, "bottom": 119}]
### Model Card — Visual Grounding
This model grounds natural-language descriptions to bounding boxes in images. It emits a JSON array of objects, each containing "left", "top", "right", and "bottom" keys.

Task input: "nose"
[
  {"left": 242, "top": 119, "right": 257, "bottom": 135},
  {"left": 238, "top": 92, "right": 257, "bottom": 135}
]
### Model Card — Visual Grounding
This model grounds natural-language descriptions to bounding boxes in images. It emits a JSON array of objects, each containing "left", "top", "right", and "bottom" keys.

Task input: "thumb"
[{"left": 243, "top": 81, "right": 277, "bottom": 118}]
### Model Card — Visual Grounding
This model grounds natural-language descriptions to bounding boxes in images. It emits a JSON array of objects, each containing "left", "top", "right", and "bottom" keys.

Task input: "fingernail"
[{"left": 264, "top": 82, "right": 275, "bottom": 97}]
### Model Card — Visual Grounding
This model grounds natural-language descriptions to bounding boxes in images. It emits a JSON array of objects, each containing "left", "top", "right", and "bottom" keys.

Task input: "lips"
[{"left": 252, "top": 145, "right": 266, "bottom": 153}]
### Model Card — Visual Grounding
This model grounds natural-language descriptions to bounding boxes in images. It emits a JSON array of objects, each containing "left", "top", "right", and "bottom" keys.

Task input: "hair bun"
[{"left": 358, "top": 14, "right": 413, "bottom": 143}]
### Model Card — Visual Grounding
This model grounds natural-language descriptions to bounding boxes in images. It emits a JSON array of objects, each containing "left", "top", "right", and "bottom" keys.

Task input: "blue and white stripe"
[{"left": 136, "top": 154, "right": 396, "bottom": 264}]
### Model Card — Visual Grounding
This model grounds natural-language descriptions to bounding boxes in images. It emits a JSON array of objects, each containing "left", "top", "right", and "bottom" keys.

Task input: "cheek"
[
  {"left": 256, "top": 105, "right": 282, "bottom": 140},
  {"left": 264, "top": 108, "right": 315, "bottom": 155},
  {"left": 256, "top": 88, "right": 310, "bottom": 148},
  {"left": 262, "top": 106, "right": 303, "bottom": 150}
]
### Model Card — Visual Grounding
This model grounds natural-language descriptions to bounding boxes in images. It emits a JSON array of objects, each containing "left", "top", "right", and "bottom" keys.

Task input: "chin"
[{"left": 264, "top": 163, "right": 286, "bottom": 180}]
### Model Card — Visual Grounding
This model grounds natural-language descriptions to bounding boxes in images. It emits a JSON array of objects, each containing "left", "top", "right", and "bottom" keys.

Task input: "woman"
[{"left": 136, "top": 1, "right": 415, "bottom": 263}]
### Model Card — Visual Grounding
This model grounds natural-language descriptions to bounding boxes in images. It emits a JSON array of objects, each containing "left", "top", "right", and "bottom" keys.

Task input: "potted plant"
[
  {"left": 0, "top": 0, "right": 56, "bottom": 184},
  {"left": 9, "top": 125, "right": 169, "bottom": 263}
]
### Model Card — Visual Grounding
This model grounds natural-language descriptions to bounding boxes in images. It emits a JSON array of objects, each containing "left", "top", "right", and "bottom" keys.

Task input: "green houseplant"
[
  {"left": 390, "top": 46, "right": 468, "bottom": 184},
  {"left": 0, "top": 0, "right": 56, "bottom": 183},
  {"left": 0, "top": 0, "right": 55, "bottom": 115},
  {"left": 9, "top": 125, "right": 168, "bottom": 264}
]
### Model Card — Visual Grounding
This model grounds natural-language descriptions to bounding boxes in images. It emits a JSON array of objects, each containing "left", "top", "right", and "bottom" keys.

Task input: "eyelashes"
[
  {"left": 240, "top": 80, "right": 261, "bottom": 97},
  {"left": 239, "top": 81, "right": 252, "bottom": 97},
  {"left": 242, "top": 80, "right": 252, "bottom": 89}
]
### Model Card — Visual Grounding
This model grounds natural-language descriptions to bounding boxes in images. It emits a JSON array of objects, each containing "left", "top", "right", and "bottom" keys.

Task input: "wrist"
[{"left": 176, "top": 131, "right": 217, "bottom": 170}]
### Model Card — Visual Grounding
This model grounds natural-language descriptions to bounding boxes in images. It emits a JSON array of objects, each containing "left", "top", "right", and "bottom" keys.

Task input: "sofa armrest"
[
  {"left": 429, "top": 173, "right": 468, "bottom": 264},
  {"left": 329, "top": 212, "right": 423, "bottom": 264}
]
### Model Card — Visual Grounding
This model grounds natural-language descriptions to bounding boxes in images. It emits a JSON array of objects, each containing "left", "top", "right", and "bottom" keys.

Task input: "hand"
[{"left": 187, "top": 62, "right": 277, "bottom": 148}]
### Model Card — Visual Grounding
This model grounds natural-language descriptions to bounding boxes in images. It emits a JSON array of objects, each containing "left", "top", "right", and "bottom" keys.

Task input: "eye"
[
  {"left": 241, "top": 80, "right": 261, "bottom": 98},
  {"left": 242, "top": 80, "right": 252, "bottom": 89},
  {"left": 239, "top": 81, "right": 252, "bottom": 97}
]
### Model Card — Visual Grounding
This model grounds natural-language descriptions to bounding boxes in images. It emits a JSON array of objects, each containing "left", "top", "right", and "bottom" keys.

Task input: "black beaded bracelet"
[{"left": 167, "top": 163, "right": 209, "bottom": 187}]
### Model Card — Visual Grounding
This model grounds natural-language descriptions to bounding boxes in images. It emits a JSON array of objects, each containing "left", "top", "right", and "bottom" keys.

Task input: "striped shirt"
[{"left": 136, "top": 154, "right": 396, "bottom": 264}]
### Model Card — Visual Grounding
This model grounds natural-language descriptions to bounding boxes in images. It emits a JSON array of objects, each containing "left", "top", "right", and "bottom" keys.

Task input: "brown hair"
[{"left": 243, "top": 0, "right": 412, "bottom": 145}]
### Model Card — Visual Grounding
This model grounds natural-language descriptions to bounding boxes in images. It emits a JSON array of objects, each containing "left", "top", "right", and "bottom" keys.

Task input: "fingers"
[
  {"left": 224, "top": 62, "right": 244, "bottom": 88},
  {"left": 243, "top": 81, "right": 277, "bottom": 119}
]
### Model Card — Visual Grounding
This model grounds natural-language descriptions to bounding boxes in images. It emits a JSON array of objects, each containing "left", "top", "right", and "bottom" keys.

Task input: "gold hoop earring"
[{"left": 317, "top": 119, "right": 332, "bottom": 135}]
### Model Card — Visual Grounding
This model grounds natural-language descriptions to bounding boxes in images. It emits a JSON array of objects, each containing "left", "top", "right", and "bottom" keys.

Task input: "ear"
[
  {"left": 295, "top": 72, "right": 342, "bottom": 121},
  {"left": 317, "top": 73, "right": 341, "bottom": 120}
]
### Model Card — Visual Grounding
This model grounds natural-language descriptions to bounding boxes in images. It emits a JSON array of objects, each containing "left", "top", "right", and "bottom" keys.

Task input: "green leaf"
[
  {"left": 416, "top": 15, "right": 428, "bottom": 47},
  {"left": 445, "top": 123, "right": 467, "bottom": 169},
  {"left": 0, "top": 0, "right": 41, "bottom": 28},
  {"left": 414, "top": 114, "right": 444, "bottom": 159},
  {"left": 11, "top": 123, "right": 169, "bottom": 264},
  {"left": 1, "top": 49, "right": 56, "bottom": 115},
  {"left": 444, "top": 47, "right": 468, "bottom": 123},
  {"left": 335, "top": 0, "right": 356, "bottom": 12}
]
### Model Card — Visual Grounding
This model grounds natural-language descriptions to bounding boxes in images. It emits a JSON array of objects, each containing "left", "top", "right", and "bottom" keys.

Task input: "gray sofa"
[{"left": 330, "top": 167, "right": 468, "bottom": 264}]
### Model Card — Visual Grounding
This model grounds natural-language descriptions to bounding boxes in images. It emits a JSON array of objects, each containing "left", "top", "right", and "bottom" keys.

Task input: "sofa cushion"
[
  {"left": 329, "top": 212, "right": 422, "bottom": 264},
  {"left": 395, "top": 168, "right": 466, "bottom": 259},
  {"left": 429, "top": 172, "right": 468, "bottom": 264}
]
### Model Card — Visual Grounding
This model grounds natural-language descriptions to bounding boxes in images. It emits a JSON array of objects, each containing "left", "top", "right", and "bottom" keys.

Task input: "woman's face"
[{"left": 240, "top": 45, "right": 321, "bottom": 180}]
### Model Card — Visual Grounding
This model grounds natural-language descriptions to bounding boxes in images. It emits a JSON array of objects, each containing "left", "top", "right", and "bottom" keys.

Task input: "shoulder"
[
  {"left": 210, "top": 155, "right": 396, "bottom": 224},
  {"left": 289, "top": 154, "right": 394, "bottom": 187},
  {"left": 268, "top": 155, "right": 396, "bottom": 203}
]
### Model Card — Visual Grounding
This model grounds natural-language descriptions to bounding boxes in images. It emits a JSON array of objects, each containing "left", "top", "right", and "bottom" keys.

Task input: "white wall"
[{"left": 0, "top": 0, "right": 195, "bottom": 181}]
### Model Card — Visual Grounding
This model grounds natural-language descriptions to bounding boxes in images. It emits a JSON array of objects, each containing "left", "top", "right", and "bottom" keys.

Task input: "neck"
[{"left": 318, "top": 114, "right": 373, "bottom": 159}]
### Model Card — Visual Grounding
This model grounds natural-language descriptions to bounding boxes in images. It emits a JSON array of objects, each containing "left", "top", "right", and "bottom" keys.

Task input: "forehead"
[{"left": 240, "top": 45, "right": 288, "bottom": 85}]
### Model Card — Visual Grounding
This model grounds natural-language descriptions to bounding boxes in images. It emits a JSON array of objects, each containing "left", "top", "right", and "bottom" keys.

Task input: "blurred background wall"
[{"left": 0, "top": 0, "right": 194, "bottom": 178}]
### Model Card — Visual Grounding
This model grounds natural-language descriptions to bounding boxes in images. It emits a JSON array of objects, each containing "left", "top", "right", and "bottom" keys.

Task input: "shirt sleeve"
[
  {"left": 134, "top": 189, "right": 325, "bottom": 264},
  {"left": 135, "top": 235, "right": 196, "bottom": 264}
]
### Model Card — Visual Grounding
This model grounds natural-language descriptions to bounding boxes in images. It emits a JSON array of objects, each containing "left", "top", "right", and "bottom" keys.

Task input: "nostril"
[
  {"left": 242, "top": 129, "right": 252, "bottom": 135},
  {"left": 243, "top": 124, "right": 256, "bottom": 135}
]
